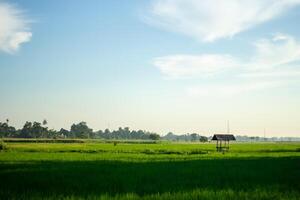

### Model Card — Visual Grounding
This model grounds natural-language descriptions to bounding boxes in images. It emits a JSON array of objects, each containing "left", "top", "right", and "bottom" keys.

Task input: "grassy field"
[{"left": 0, "top": 141, "right": 299, "bottom": 199}]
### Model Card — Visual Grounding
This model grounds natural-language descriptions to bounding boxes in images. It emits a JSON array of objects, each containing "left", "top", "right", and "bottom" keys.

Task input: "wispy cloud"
[
  {"left": 154, "top": 34, "right": 300, "bottom": 79},
  {"left": 154, "top": 34, "right": 300, "bottom": 96},
  {"left": 0, "top": 2, "right": 32, "bottom": 53},
  {"left": 250, "top": 33, "right": 300, "bottom": 70},
  {"left": 154, "top": 54, "right": 239, "bottom": 79},
  {"left": 145, "top": 0, "right": 300, "bottom": 42}
]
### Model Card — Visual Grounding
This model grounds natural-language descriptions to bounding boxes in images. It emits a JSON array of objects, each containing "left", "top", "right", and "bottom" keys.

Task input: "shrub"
[
  {"left": 149, "top": 133, "right": 160, "bottom": 140},
  {"left": 0, "top": 140, "right": 7, "bottom": 151}
]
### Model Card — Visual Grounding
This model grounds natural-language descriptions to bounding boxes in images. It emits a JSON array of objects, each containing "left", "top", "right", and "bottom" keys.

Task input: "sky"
[{"left": 0, "top": 0, "right": 300, "bottom": 137}]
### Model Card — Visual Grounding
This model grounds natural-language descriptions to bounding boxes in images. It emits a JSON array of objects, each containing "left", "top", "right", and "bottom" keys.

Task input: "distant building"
[{"left": 212, "top": 134, "right": 236, "bottom": 152}]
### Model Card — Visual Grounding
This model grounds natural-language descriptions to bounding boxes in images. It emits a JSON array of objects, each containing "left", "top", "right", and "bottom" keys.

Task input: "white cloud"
[
  {"left": 250, "top": 33, "right": 300, "bottom": 70},
  {"left": 146, "top": 0, "right": 300, "bottom": 42},
  {"left": 154, "top": 54, "right": 238, "bottom": 79},
  {"left": 154, "top": 34, "right": 300, "bottom": 79},
  {"left": 0, "top": 2, "right": 32, "bottom": 53},
  {"left": 154, "top": 34, "right": 300, "bottom": 96}
]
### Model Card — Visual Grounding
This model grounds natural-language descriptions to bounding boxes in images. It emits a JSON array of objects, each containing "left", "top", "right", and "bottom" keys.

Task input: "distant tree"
[
  {"left": 70, "top": 122, "right": 93, "bottom": 139},
  {"left": 48, "top": 129, "right": 58, "bottom": 138},
  {"left": 95, "top": 130, "right": 103, "bottom": 139},
  {"left": 137, "top": 130, "right": 145, "bottom": 139},
  {"left": 149, "top": 133, "right": 160, "bottom": 140},
  {"left": 185, "top": 133, "right": 189, "bottom": 142},
  {"left": 42, "top": 119, "right": 48, "bottom": 126},
  {"left": 20, "top": 121, "right": 33, "bottom": 138},
  {"left": 124, "top": 127, "right": 130, "bottom": 139},
  {"left": 42, "top": 120, "right": 49, "bottom": 138},
  {"left": 130, "top": 130, "right": 138, "bottom": 139},
  {"left": 104, "top": 129, "right": 111, "bottom": 139},
  {"left": 59, "top": 128, "right": 69, "bottom": 138},
  {"left": 32, "top": 122, "right": 48, "bottom": 138},
  {"left": 199, "top": 136, "right": 208, "bottom": 142},
  {"left": 89, "top": 131, "right": 96, "bottom": 139},
  {"left": 0, "top": 121, "right": 16, "bottom": 138},
  {"left": 17, "top": 121, "right": 48, "bottom": 138},
  {"left": 164, "top": 132, "right": 176, "bottom": 140},
  {"left": 117, "top": 127, "right": 124, "bottom": 139},
  {"left": 1, "top": 120, "right": 173, "bottom": 140},
  {"left": 190, "top": 133, "right": 198, "bottom": 142},
  {"left": 250, "top": 136, "right": 255, "bottom": 142},
  {"left": 166, "top": 132, "right": 173, "bottom": 136}
]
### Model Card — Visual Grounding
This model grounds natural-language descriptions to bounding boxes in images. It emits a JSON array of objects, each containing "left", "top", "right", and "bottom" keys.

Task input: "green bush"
[{"left": 0, "top": 140, "right": 7, "bottom": 151}]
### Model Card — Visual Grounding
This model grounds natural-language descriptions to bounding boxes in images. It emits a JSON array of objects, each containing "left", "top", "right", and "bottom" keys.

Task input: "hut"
[{"left": 212, "top": 134, "right": 235, "bottom": 152}]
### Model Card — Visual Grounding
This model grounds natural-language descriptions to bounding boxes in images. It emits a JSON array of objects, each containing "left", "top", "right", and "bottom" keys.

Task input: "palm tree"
[{"left": 42, "top": 119, "right": 47, "bottom": 126}]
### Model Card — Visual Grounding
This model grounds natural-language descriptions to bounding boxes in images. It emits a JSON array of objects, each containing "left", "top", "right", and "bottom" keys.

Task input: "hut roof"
[{"left": 212, "top": 134, "right": 236, "bottom": 141}]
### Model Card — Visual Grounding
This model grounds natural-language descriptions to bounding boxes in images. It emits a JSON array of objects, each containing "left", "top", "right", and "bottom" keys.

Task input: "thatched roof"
[{"left": 212, "top": 134, "right": 236, "bottom": 141}]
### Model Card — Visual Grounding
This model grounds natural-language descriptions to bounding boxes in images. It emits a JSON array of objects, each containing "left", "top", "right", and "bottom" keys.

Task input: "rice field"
[{"left": 0, "top": 141, "right": 299, "bottom": 199}]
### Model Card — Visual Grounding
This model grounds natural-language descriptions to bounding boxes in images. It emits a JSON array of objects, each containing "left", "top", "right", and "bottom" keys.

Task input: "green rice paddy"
[{"left": 0, "top": 141, "right": 299, "bottom": 199}]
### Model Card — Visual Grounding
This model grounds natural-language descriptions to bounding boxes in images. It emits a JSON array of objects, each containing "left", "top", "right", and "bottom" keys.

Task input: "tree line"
[
  {"left": 0, "top": 120, "right": 160, "bottom": 140},
  {"left": 163, "top": 132, "right": 208, "bottom": 142}
]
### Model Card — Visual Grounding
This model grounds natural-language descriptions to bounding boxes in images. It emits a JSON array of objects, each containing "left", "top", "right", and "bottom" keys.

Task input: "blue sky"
[{"left": 1, "top": 0, "right": 300, "bottom": 136}]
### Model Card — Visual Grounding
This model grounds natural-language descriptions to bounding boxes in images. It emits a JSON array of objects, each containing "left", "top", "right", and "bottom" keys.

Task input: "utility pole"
[{"left": 227, "top": 120, "right": 230, "bottom": 134}]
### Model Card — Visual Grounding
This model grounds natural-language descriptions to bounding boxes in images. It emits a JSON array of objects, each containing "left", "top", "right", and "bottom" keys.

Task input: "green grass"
[{"left": 0, "top": 141, "right": 299, "bottom": 199}]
